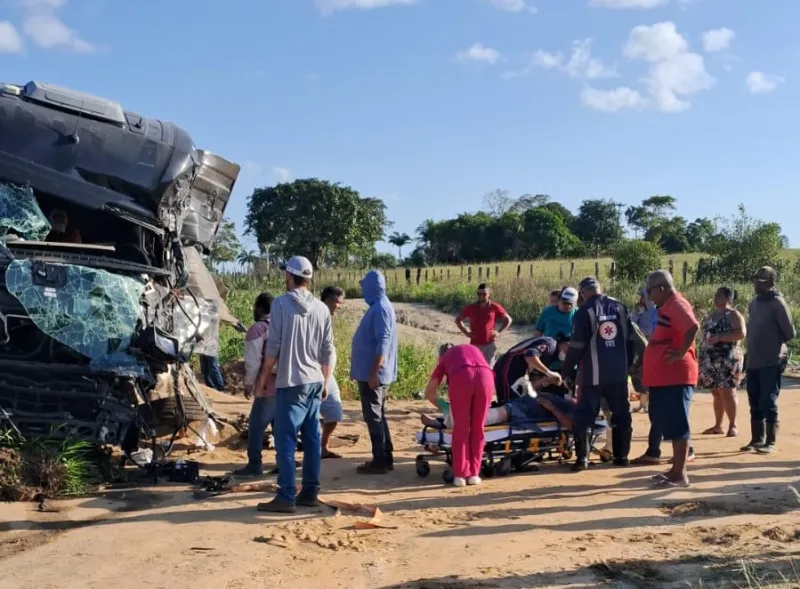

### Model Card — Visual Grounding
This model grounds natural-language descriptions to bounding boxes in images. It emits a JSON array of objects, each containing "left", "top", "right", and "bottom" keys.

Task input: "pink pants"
[{"left": 448, "top": 366, "right": 494, "bottom": 479}]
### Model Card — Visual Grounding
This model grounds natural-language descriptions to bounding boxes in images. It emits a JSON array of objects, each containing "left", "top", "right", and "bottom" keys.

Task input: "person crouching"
[{"left": 423, "top": 343, "right": 495, "bottom": 487}]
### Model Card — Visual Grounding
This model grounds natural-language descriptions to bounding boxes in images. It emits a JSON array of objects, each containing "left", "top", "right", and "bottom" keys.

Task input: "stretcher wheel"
[
  {"left": 442, "top": 467, "right": 455, "bottom": 484},
  {"left": 481, "top": 462, "right": 494, "bottom": 479},
  {"left": 494, "top": 457, "right": 512, "bottom": 477},
  {"left": 415, "top": 459, "right": 431, "bottom": 478}
]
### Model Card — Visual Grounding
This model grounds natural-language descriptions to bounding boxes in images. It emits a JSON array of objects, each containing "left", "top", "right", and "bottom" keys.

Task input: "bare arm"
[
  {"left": 498, "top": 313, "right": 513, "bottom": 334},
  {"left": 254, "top": 355, "right": 277, "bottom": 398},
  {"left": 677, "top": 324, "right": 700, "bottom": 357},
  {"left": 714, "top": 310, "right": 746, "bottom": 343},
  {"left": 424, "top": 375, "right": 443, "bottom": 408},
  {"left": 455, "top": 316, "right": 472, "bottom": 339},
  {"left": 526, "top": 355, "right": 561, "bottom": 381}
]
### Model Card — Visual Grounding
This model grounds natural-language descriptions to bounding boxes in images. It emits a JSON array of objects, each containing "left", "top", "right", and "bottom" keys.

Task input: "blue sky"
[{"left": 1, "top": 0, "right": 798, "bottom": 255}]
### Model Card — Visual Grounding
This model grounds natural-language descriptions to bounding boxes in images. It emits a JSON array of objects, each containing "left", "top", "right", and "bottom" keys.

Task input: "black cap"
[{"left": 578, "top": 276, "right": 600, "bottom": 291}]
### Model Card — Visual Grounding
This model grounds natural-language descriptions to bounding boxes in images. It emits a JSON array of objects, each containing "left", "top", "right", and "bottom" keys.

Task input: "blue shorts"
[
  {"left": 320, "top": 376, "right": 343, "bottom": 424},
  {"left": 649, "top": 385, "right": 693, "bottom": 441}
]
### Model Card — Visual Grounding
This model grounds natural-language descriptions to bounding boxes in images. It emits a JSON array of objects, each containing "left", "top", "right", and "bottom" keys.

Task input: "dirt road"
[{"left": 1, "top": 302, "right": 799, "bottom": 589}]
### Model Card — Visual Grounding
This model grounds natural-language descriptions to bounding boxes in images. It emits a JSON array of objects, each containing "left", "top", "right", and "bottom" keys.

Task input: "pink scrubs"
[{"left": 432, "top": 345, "right": 495, "bottom": 479}]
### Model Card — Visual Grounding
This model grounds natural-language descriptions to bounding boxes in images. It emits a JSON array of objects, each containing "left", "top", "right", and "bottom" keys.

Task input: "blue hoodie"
[{"left": 350, "top": 270, "right": 398, "bottom": 385}]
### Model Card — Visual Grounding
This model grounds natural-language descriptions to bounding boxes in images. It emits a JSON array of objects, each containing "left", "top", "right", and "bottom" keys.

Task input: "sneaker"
[
  {"left": 453, "top": 477, "right": 467, "bottom": 487},
  {"left": 257, "top": 496, "right": 296, "bottom": 514},
  {"left": 467, "top": 476, "right": 481, "bottom": 486},
  {"left": 233, "top": 463, "right": 263, "bottom": 477}
]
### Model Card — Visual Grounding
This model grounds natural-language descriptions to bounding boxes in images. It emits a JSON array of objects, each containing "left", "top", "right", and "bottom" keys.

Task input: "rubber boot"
[
  {"left": 571, "top": 428, "right": 591, "bottom": 472},
  {"left": 740, "top": 419, "right": 766, "bottom": 452},
  {"left": 757, "top": 422, "right": 779, "bottom": 454},
  {"left": 613, "top": 427, "right": 632, "bottom": 467}
]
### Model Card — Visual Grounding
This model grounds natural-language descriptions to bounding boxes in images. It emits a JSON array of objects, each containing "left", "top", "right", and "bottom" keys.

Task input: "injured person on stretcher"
[{"left": 421, "top": 392, "right": 576, "bottom": 432}]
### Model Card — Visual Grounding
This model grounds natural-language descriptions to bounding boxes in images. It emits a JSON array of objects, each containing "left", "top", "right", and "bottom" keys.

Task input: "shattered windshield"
[
  {"left": 4, "top": 260, "right": 146, "bottom": 373},
  {"left": 0, "top": 183, "right": 50, "bottom": 241}
]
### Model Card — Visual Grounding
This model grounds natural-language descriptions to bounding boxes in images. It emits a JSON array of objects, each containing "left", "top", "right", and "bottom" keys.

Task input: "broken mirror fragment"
[
  {"left": 5, "top": 259, "right": 146, "bottom": 371},
  {"left": 0, "top": 183, "right": 50, "bottom": 241}
]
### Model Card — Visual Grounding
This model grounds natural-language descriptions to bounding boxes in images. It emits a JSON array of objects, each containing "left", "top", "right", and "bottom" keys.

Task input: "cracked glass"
[
  {"left": 4, "top": 259, "right": 147, "bottom": 374},
  {"left": 0, "top": 183, "right": 50, "bottom": 241}
]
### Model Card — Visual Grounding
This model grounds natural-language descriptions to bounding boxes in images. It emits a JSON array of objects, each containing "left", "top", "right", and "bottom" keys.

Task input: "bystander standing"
[{"left": 455, "top": 284, "right": 513, "bottom": 366}]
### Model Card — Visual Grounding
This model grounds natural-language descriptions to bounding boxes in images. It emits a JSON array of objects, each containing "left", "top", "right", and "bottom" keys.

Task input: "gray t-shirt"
[
  {"left": 746, "top": 292, "right": 795, "bottom": 370},
  {"left": 266, "top": 288, "right": 334, "bottom": 389}
]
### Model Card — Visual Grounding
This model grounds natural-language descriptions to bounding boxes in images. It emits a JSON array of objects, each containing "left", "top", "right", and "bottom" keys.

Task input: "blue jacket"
[
  {"left": 562, "top": 293, "right": 632, "bottom": 388},
  {"left": 350, "top": 270, "right": 398, "bottom": 385}
]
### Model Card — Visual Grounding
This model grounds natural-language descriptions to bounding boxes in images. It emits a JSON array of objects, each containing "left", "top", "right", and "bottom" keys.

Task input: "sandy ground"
[{"left": 1, "top": 302, "right": 800, "bottom": 589}]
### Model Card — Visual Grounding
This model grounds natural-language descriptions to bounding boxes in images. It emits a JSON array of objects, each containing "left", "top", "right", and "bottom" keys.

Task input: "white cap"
[{"left": 280, "top": 256, "right": 313, "bottom": 279}]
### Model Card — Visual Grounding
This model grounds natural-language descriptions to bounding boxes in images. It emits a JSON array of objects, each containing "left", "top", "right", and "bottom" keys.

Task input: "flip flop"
[
  {"left": 652, "top": 478, "right": 691, "bottom": 489},
  {"left": 651, "top": 473, "right": 670, "bottom": 482},
  {"left": 702, "top": 427, "right": 724, "bottom": 435}
]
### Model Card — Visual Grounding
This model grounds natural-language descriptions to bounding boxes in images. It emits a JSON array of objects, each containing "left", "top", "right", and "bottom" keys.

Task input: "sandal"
[
  {"left": 652, "top": 477, "right": 691, "bottom": 488},
  {"left": 702, "top": 426, "right": 724, "bottom": 435},
  {"left": 726, "top": 427, "right": 739, "bottom": 438}
]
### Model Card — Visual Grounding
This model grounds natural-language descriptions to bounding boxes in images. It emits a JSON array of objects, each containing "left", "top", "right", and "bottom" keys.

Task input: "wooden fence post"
[
  {"left": 669, "top": 259, "right": 674, "bottom": 276},
  {"left": 682, "top": 261, "right": 689, "bottom": 286},
  {"left": 516, "top": 264, "right": 521, "bottom": 278},
  {"left": 440, "top": 269, "right": 443, "bottom": 280},
  {"left": 570, "top": 262, "right": 575, "bottom": 279},
  {"left": 478, "top": 267, "right": 483, "bottom": 280},
  {"left": 416, "top": 268, "right": 421, "bottom": 285},
  {"left": 595, "top": 261, "right": 599, "bottom": 278},
  {"left": 460, "top": 266, "right": 464, "bottom": 277},
  {"left": 495, "top": 265, "right": 499, "bottom": 277},
  {"left": 468, "top": 266, "right": 472, "bottom": 282},
  {"left": 529, "top": 263, "right": 533, "bottom": 277},
  {"left": 424, "top": 269, "right": 429, "bottom": 282},
  {"left": 486, "top": 267, "right": 491, "bottom": 280},
  {"left": 447, "top": 268, "right": 451, "bottom": 280},
  {"left": 559, "top": 264, "right": 564, "bottom": 281},
  {"left": 610, "top": 262, "right": 616, "bottom": 282},
  {"left": 405, "top": 268, "right": 411, "bottom": 284}
]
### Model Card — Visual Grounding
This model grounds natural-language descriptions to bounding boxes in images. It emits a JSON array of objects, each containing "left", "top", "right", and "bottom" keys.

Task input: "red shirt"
[
  {"left": 432, "top": 344, "right": 490, "bottom": 381},
  {"left": 643, "top": 293, "right": 699, "bottom": 388},
  {"left": 458, "top": 302, "right": 508, "bottom": 346}
]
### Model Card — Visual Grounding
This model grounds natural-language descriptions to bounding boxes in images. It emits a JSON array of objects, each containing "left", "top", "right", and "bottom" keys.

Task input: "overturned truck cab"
[{"left": 0, "top": 80, "right": 241, "bottom": 453}]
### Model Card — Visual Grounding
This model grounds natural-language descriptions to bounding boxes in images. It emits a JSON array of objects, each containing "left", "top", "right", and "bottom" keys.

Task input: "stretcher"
[{"left": 414, "top": 417, "right": 608, "bottom": 483}]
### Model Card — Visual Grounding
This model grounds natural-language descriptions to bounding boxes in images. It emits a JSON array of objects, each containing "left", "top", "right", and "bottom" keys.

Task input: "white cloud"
[
  {"left": 702, "top": 27, "right": 735, "bottom": 53},
  {"left": 624, "top": 22, "right": 687, "bottom": 62},
  {"left": 590, "top": 0, "right": 667, "bottom": 8},
  {"left": 0, "top": 21, "right": 24, "bottom": 54},
  {"left": 623, "top": 21, "right": 713, "bottom": 112},
  {"left": 315, "top": 0, "right": 420, "bottom": 14},
  {"left": 21, "top": 0, "right": 95, "bottom": 53},
  {"left": 457, "top": 42, "right": 503, "bottom": 65},
  {"left": 746, "top": 71, "right": 784, "bottom": 94},
  {"left": 487, "top": 0, "right": 537, "bottom": 13},
  {"left": 532, "top": 39, "right": 616, "bottom": 79},
  {"left": 581, "top": 86, "right": 646, "bottom": 112},
  {"left": 274, "top": 167, "right": 292, "bottom": 183}
]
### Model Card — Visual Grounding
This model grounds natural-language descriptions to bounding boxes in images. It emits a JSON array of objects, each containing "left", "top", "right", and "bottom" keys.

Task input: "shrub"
[{"left": 613, "top": 240, "right": 664, "bottom": 283}]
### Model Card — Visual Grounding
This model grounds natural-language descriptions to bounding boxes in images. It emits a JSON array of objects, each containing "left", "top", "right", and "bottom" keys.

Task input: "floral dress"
[{"left": 698, "top": 310, "right": 744, "bottom": 389}]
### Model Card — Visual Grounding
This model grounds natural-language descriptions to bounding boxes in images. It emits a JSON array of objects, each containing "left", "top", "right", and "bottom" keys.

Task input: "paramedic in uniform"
[{"left": 562, "top": 277, "right": 633, "bottom": 471}]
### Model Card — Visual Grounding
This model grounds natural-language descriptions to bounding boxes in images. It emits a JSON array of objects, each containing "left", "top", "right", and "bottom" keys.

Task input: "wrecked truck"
[{"left": 0, "top": 80, "right": 242, "bottom": 455}]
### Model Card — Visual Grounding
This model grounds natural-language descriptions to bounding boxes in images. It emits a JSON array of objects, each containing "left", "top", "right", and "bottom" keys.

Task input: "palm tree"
[
  {"left": 388, "top": 232, "right": 411, "bottom": 260},
  {"left": 237, "top": 249, "right": 259, "bottom": 273}
]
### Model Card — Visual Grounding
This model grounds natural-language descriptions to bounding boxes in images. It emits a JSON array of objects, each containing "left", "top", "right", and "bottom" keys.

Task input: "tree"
[
  {"left": 482, "top": 189, "right": 514, "bottom": 217},
  {"left": 520, "top": 208, "right": 581, "bottom": 259},
  {"left": 645, "top": 216, "right": 690, "bottom": 254},
  {"left": 208, "top": 218, "right": 241, "bottom": 269},
  {"left": 540, "top": 202, "right": 574, "bottom": 227},
  {"left": 625, "top": 195, "right": 678, "bottom": 238},
  {"left": 236, "top": 249, "right": 259, "bottom": 272},
  {"left": 705, "top": 205, "right": 785, "bottom": 282},
  {"left": 572, "top": 199, "right": 624, "bottom": 257},
  {"left": 388, "top": 232, "right": 411, "bottom": 260},
  {"left": 370, "top": 252, "right": 397, "bottom": 269},
  {"left": 686, "top": 217, "right": 716, "bottom": 252},
  {"left": 245, "top": 179, "right": 390, "bottom": 269},
  {"left": 613, "top": 240, "right": 664, "bottom": 283}
]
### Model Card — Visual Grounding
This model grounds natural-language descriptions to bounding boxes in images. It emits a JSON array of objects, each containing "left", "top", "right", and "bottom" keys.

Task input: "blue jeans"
[
  {"left": 746, "top": 366, "right": 782, "bottom": 424},
  {"left": 247, "top": 396, "right": 276, "bottom": 467},
  {"left": 200, "top": 355, "right": 225, "bottom": 391},
  {"left": 274, "top": 383, "right": 323, "bottom": 502}
]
